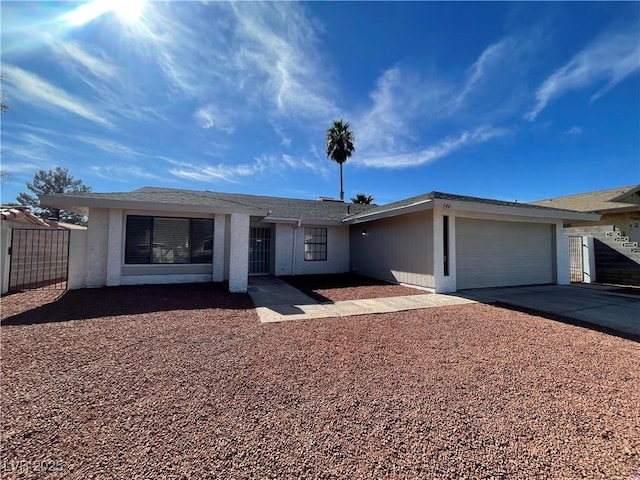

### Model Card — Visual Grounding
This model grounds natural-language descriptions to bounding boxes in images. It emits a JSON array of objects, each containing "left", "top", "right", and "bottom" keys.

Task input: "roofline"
[
  {"left": 345, "top": 197, "right": 600, "bottom": 224},
  {"left": 591, "top": 205, "right": 640, "bottom": 214},
  {"left": 531, "top": 184, "right": 640, "bottom": 204},
  {"left": 344, "top": 198, "right": 435, "bottom": 224},
  {"left": 39, "top": 194, "right": 267, "bottom": 216},
  {"left": 440, "top": 198, "right": 600, "bottom": 221},
  {"left": 610, "top": 185, "right": 640, "bottom": 202}
]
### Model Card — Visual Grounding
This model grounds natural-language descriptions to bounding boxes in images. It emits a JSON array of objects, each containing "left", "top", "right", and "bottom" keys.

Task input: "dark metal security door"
[
  {"left": 249, "top": 227, "right": 271, "bottom": 275},
  {"left": 568, "top": 235, "right": 584, "bottom": 283},
  {"left": 8, "top": 229, "right": 70, "bottom": 291}
]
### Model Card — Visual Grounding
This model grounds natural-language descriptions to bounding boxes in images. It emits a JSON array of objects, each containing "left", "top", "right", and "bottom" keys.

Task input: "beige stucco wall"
[
  {"left": 86, "top": 208, "right": 109, "bottom": 287},
  {"left": 567, "top": 212, "right": 640, "bottom": 236},
  {"left": 349, "top": 210, "right": 435, "bottom": 288},
  {"left": 272, "top": 223, "right": 350, "bottom": 276}
]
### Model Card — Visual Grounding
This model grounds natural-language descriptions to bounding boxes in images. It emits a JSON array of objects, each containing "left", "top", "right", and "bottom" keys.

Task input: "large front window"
[
  {"left": 304, "top": 227, "right": 327, "bottom": 261},
  {"left": 125, "top": 216, "right": 213, "bottom": 264}
]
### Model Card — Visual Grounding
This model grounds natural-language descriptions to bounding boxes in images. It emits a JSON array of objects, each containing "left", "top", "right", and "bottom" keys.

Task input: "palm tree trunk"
[{"left": 339, "top": 162, "right": 344, "bottom": 201}]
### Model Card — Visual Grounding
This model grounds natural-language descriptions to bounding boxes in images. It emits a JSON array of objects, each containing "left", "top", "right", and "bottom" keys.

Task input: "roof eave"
[
  {"left": 610, "top": 185, "right": 640, "bottom": 202},
  {"left": 39, "top": 194, "right": 267, "bottom": 216},
  {"left": 343, "top": 199, "right": 435, "bottom": 224},
  {"left": 592, "top": 205, "right": 640, "bottom": 214},
  {"left": 442, "top": 198, "right": 601, "bottom": 221},
  {"left": 345, "top": 197, "right": 600, "bottom": 224}
]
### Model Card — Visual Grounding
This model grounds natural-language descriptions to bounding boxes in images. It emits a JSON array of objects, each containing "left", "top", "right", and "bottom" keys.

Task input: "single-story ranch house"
[{"left": 40, "top": 187, "right": 598, "bottom": 293}]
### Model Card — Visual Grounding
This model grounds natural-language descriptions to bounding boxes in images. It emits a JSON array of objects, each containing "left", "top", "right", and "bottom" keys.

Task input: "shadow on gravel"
[
  {"left": 490, "top": 302, "right": 640, "bottom": 343},
  {"left": 1, "top": 283, "right": 253, "bottom": 327},
  {"left": 280, "top": 273, "right": 405, "bottom": 303}
]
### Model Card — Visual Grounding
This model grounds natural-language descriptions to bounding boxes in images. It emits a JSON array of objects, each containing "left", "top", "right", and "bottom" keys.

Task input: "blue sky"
[{"left": 2, "top": 1, "right": 639, "bottom": 206}]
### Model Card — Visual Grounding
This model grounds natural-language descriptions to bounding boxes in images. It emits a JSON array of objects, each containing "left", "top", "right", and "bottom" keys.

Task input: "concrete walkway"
[
  {"left": 248, "top": 277, "right": 639, "bottom": 339},
  {"left": 457, "top": 284, "right": 640, "bottom": 338},
  {"left": 248, "top": 276, "right": 475, "bottom": 323}
]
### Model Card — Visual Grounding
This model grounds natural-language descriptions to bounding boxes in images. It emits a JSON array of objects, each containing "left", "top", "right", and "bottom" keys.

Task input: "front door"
[{"left": 249, "top": 227, "right": 271, "bottom": 275}]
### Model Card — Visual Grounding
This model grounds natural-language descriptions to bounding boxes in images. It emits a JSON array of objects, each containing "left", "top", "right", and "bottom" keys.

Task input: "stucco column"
[
  {"left": 212, "top": 214, "right": 226, "bottom": 282},
  {"left": 86, "top": 208, "right": 109, "bottom": 287},
  {"left": 106, "top": 209, "right": 123, "bottom": 286},
  {"left": 0, "top": 229, "right": 11, "bottom": 295},
  {"left": 433, "top": 205, "right": 457, "bottom": 293},
  {"left": 228, "top": 213, "right": 250, "bottom": 293},
  {"left": 555, "top": 221, "right": 570, "bottom": 285},
  {"left": 67, "top": 230, "right": 88, "bottom": 290}
]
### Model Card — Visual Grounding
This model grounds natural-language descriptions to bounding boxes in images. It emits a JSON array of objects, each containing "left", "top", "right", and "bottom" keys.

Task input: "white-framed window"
[
  {"left": 125, "top": 216, "right": 213, "bottom": 264},
  {"left": 304, "top": 227, "right": 327, "bottom": 261}
]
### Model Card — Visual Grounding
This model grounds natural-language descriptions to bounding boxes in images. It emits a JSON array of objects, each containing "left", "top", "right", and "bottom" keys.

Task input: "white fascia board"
[
  {"left": 440, "top": 198, "right": 601, "bottom": 222},
  {"left": 343, "top": 199, "right": 435, "bottom": 225},
  {"left": 300, "top": 219, "right": 344, "bottom": 227},
  {"left": 39, "top": 194, "right": 267, "bottom": 216},
  {"left": 258, "top": 217, "right": 342, "bottom": 226},
  {"left": 259, "top": 216, "right": 302, "bottom": 224}
]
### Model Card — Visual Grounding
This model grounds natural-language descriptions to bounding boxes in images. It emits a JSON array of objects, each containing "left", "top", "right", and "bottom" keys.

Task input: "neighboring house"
[
  {"left": 1, "top": 206, "right": 87, "bottom": 294},
  {"left": 1, "top": 206, "right": 52, "bottom": 229},
  {"left": 530, "top": 186, "right": 640, "bottom": 285},
  {"left": 530, "top": 185, "right": 640, "bottom": 243},
  {"left": 39, "top": 187, "right": 597, "bottom": 293},
  {"left": 1, "top": 205, "right": 86, "bottom": 230}
]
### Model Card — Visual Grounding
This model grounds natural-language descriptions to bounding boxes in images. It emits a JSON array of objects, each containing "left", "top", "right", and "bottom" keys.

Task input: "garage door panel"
[{"left": 456, "top": 218, "right": 554, "bottom": 289}]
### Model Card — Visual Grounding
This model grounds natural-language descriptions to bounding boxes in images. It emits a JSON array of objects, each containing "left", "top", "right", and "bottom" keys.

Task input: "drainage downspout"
[{"left": 292, "top": 220, "right": 301, "bottom": 276}]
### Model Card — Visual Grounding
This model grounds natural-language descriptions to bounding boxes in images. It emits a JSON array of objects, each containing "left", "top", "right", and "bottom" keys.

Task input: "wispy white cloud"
[
  {"left": 452, "top": 39, "right": 511, "bottom": 112},
  {"left": 526, "top": 28, "right": 640, "bottom": 120},
  {"left": 355, "top": 67, "right": 449, "bottom": 154},
  {"left": 1, "top": 132, "right": 62, "bottom": 163},
  {"left": 1, "top": 144, "right": 49, "bottom": 162},
  {"left": 194, "top": 105, "right": 234, "bottom": 133},
  {"left": 147, "top": 2, "right": 335, "bottom": 123},
  {"left": 75, "top": 135, "right": 141, "bottom": 156},
  {"left": 168, "top": 152, "right": 328, "bottom": 183},
  {"left": 271, "top": 123, "right": 292, "bottom": 148},
  {"left": 229, "top": 2, "right": 336, "bottom": 119},
  {"left": 20, "top": 133, "right": 60, "bottom": 150},
  {"left": 352, "top": 61, "right": 514, "bottom": 170},
  {"left": 563, "top": 126, "right": 583, "bottom": 136},
  {"left": 359, "top": 126, "right": 509, "bottom": 169},
  {"left": 89, "top": 165, "right": 163, "bottom": 181},
  {"left": 47, "top": 38, "right": 116, "bottom": 79},
  {"left": 44, "top": 32, "right": 168, "bottom": 125},
  {"left": 2, "top": 64, "right": 111, "bottom": 127},
  {"left": 0, "top": 160, "right": 51, "bottom": 174}
]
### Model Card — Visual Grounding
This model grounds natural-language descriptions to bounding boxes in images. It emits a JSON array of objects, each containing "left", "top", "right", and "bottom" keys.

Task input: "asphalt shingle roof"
[
  {"left": 50, "top": 187, "right": 375, "bottom": 221},
  {"left": 193, "top": 188, "right": 374, "bottom": 221},
  {"left": 347, "top": 191, "right": 581, "bottom": 220},
  {"left": 46, "top": 186, "right": 594, "bottom": 222},
  {"left": 529, "top": 185, "right": 640, "bottom": 212}
]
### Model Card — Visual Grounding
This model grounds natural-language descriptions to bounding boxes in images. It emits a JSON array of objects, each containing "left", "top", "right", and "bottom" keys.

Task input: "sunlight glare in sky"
[{"left": 63, "top": 0, "right": 144, "bottom": 26}]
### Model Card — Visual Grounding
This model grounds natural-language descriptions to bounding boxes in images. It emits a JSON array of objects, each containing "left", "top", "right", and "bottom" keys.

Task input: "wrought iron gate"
[
  {"left": 8, "top": 229, "right": 70, "bottom": 291},
  {"left": 568, "top": 235, "right": 584, "bottom": 283},
  {"left": 249, "top": 227, "right": 271, "bottom": 275}
]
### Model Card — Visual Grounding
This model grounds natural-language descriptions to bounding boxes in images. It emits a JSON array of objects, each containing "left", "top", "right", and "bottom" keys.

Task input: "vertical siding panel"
[{"left": 349, "top": 210, "right": 434, "bottom": 288}]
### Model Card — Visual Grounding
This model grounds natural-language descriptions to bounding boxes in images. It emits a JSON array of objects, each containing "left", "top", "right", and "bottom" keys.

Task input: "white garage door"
[{"left": 456, "top": 218, "right": 554, "bottom": 289}]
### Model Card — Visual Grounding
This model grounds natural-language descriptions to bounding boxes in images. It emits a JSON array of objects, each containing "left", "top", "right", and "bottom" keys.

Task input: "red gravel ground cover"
[
  {"left": 280, "top": 273, "right": 427, "bottom": 302},
  {"left": 1, "top": 284, "right": 639, "bottom": 479}
]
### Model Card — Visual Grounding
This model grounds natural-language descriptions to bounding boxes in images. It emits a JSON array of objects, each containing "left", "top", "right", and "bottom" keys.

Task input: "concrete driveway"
[{"left": 457, "top": 284, "right": 640, "bottom": 339}]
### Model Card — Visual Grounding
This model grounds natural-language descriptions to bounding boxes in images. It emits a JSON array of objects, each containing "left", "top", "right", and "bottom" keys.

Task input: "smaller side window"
[{"left": 304, "top": 227, "right": 327, "bottom": 261}]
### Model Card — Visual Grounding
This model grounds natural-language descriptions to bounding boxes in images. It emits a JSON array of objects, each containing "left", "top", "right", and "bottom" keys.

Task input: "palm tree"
[
  {"left": 325, "top": 119, "right": 355, "bottom": 201},
  {"left": 351, "top": 193, "right": 374, "bottom": 204}
]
